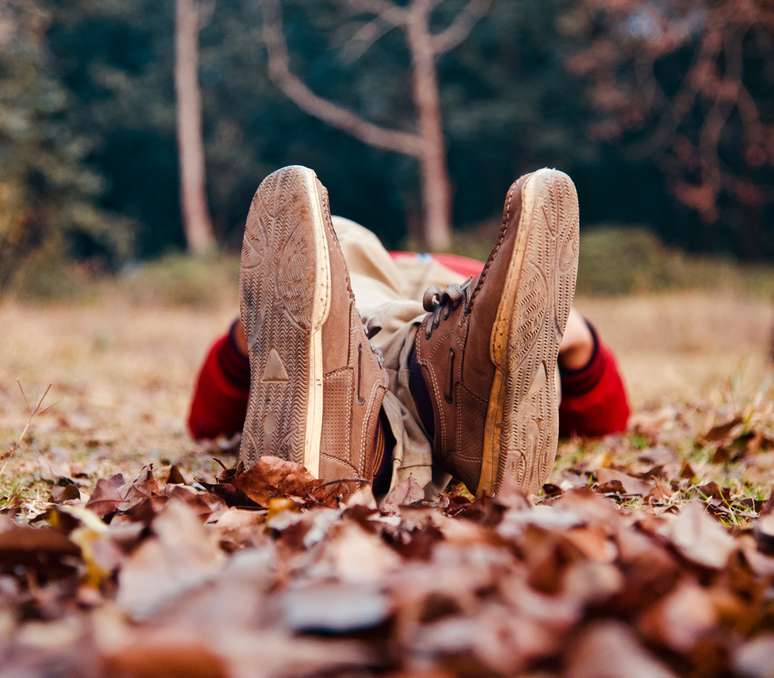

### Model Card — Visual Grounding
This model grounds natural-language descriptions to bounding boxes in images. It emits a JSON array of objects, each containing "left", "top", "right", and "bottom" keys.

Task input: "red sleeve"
[
  {"left": 559, "top": 327, "right": 630, "bottom": 438},
  {"left": 187, "top": 332, "right": 250, "bottom": 440},
  {"left": 390, "top": 251, "right": 485, "bottom": 279}
]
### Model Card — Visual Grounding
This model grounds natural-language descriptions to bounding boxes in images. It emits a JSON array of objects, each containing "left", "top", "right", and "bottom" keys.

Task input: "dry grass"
[
  {"left": 0, "top": 291, "right": 771, "bottom": 514},
  {"left": 577, "top": 292, "right": 773, "bottom": 407}
]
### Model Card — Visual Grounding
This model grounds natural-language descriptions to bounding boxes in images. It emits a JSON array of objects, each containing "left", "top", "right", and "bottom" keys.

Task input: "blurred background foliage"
[{"left": 0, "top": 0, "right": 771, "bottom": 299}]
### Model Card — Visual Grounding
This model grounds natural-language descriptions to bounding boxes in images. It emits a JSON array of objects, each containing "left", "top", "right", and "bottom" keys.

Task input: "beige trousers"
[{"left": 332, "top": 216, "right": 467, "bottom": 492}]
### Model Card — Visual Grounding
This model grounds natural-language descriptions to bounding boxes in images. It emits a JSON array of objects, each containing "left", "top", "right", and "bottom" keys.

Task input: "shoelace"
[
  {"left": 372, "top": 346, "right": 385, "bottom": 368},
  {"left": 362, "top": 317, "right": 386, "bottom": 367},
  {"left": 422, "top": 280, "right": 471, "bottom": 339}
]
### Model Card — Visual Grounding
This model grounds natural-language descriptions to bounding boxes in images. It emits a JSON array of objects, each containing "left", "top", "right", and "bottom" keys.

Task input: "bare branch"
[
  {"left": 338, "top": 16, "right": 397, "bottom": 63},
  {"left": 262, "top": 0, "right": 422, "bottom": 156},
  {"left": 431, "top": 0, "right": 492, "bottom": 55},
  {"left": 337, "top": 0, "right": 408, "bottom": 26}
]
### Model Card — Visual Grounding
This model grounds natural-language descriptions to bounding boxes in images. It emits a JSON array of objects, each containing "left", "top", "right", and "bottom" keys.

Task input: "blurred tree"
[
  {"left": 564, "top": 0, "right": 773, "bottom": 258},
  {"left": 263, "top": 0, "right": 492, "bottom": 250},
  {"left": 0, "top": 1, "right": 129, "bottom": 291},
  {"left": 32, "top": 0, "right": 769, "bottom": 265},
  {"left": 175, "top": 0, "right": 216, "bottom": 253},
  {"left": 46, "top": 0, "right": 183, "bottom": 258}
]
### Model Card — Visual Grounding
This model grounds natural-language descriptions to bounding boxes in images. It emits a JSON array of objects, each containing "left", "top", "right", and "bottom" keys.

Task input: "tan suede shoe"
[
  {"left": 239, "top": 166, "right": 387, "bottom": 482},
  {"left": 413, "top": 169, "right": 580, "bottom": 495}
]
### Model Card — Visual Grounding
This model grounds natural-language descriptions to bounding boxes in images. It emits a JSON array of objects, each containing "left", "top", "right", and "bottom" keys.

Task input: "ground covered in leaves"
[{"left": 1, "top": 296, "right": 773, "bottom": 677}]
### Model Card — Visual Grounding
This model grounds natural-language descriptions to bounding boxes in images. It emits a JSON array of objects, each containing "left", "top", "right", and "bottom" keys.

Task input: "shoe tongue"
[
  {"left": 408, "top": 343, "right": 436, "bottom": 441},
  {"left": 372, "top": 412, "right": 394, "bottom": 496}
]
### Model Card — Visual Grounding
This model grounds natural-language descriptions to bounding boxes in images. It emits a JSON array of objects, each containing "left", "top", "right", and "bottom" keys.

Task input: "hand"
[
  {"left": 234, "top": 318, "right": 248, "bottom": 356},
  {"left": 559, "top": 307, "right": 595, "bottom": 370}
]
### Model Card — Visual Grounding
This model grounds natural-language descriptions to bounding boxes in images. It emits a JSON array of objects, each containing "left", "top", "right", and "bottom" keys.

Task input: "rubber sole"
[
  {"left": 477, "top": 169, "right": 580, "bottom": 495},
  {"left": 238, "top": 166, "right": 331, "bottom": 475}
]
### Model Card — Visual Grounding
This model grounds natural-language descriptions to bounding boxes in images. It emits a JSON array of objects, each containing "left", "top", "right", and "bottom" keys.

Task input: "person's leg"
[
  {"left": 329, "top": 216, "right": 440, "bottom": 492},
  {"left": 334, "top": 170, "right": 581, "bottom": 496},
  {"left": 198, "top": 165, "right": 595, "bottom": 498}
]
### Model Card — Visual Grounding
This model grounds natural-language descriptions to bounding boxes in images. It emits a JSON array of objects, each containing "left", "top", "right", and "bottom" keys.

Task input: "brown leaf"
[
  {"left": 639, "top": 581, "right": 717, "bottom": 652},
  {"left": 732, "top": 634, "right": 774, "bottom": 678},
  {"left": 279, "top": 583, "right": 390, "bottom": 633},
  {"left": 563, "top": 526, "right": 617, "bottom": 562},
  {"left": 701, "top": 416, "right": 742, "bottom": 443},
  {"left": 0, "top": 519, "right": 79, "bottom": 564},
  {"left": 165, "top": 486, "right": 226, "bottom": 521},
  {"left": 647, "top": 479, "right": 674, "bottom": 504},
  {"left": 554, "top": 488, "right": 621, "bottom": 531},
  {"left": 120, "top": 466, "right": 164, "bottom": 507},
  {"left": 117, "top": 501, "right": 224, "bottom": 619},
  {"left": 680, "top": 461, "right": 696, "bottom": 480},
  {"left": 232, "top": 456, "right": 321, "bottom": 507},
  {"left": 668, "top": 502, "right": 735, "bottom": 569},
  {"left": 197, "top": 480, "right": 255, "bottom": 509},
  {"left": 102, "top": 640, "right": 229, "bottom": 678},
  {"left": 562, "top": 561, "right": 623, "bottom": 605},
  {"left": 753, "top": 512, "right": 774, "bottom": 555},
  {"left": 51, "top": 483, "right": 81, "bottom": 503},
  {"left": 565, "top": 622, "right": 677, "bottom": 678},
  {"left": 315, "top": 522, "right": 401, "bottom": 583},
  {"left": 596, "top": 468, "right": 654, "bottom": 496},
  {"left": 542, "top": 483, "right": 564, "bottom": 498},
  {"left": 165, "top": 464, "right": 187, "bottom": 485},
  {"left": 85, "top": 473, "right": 125, "bottom": 518},
  {"left": 697, "top": 481, "right": 732, "bottom": 503},
  {"left": 740, "top": 535, "right": 774, "bottom": 577},
  {"left": 637, "top": 446, "right": 677, "bottom": 466}
]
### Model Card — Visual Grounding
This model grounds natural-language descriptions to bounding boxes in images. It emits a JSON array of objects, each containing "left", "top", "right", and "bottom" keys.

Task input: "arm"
[
  {"left": 187, "top": 320, "right": 250, "bottom": 440},
  {"left": 558, "top": 310, "right": 630, "bottom": 437}
]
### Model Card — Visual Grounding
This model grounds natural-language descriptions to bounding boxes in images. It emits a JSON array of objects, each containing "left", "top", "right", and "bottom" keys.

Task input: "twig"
[
  {"left": 16, "top": 380, "right": 30, "bottom": 412},
  {"left": 1, "top": 383, "right": 54, "bottom": 474},
  {"left": 17, "top": 383, "right": 53, "bottom": 446}
]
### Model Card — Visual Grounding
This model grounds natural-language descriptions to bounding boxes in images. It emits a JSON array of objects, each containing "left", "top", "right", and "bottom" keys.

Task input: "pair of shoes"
[{"left": 238, "top": 165, "right": 579, "bottom": 495}]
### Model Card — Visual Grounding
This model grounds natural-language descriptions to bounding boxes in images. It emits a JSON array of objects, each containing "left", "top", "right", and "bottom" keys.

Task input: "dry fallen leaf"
[
  {"left": 639, "top": 580, "right": 717, "bottom": 652},
  {"left": 232, "top": 456, "right": 321, "bottom": 507},
  {"left": 117, "top": 500, "right": 224, "bottom": 619},
  {"left": 596, "top": 468, "right": 654, "bottom": 496},
  {"left": 668, "top": 501, "right": 736, "bottom": 569},
  {"left": 565, "top": 622, "right": 677, "bottom": 678},
  {"left": 84, "top": 473, "right": 125, "bottom": 518},
  {"left": 753, "top": 511, "right": 774, "bottom": 555}
]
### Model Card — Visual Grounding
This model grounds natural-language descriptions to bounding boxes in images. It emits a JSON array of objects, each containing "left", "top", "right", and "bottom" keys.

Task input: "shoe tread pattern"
[
  {"left": 497, "top": 170, "right": 579, "bottom": 493},
  {"left": 239, "top": 168, "right": 317, "bottom": 468}
]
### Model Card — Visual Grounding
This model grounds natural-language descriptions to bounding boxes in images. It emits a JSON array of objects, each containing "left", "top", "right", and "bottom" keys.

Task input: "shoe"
[
  {"left": 239, "top": 166, "right": 387, "bottom": 482},
  {"left": 412, "top": 169, "right": 579, "bottom": 495}
]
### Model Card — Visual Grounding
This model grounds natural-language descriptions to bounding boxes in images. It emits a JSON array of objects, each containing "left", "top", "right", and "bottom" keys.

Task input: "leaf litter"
[
  {"left": 0, "top": 443, "right": 771, "bottom": 678},
  {"left": 2, "top": 303, "right": 773, "bottom": 677}
]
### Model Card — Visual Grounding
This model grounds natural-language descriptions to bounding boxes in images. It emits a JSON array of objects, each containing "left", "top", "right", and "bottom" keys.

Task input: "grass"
[
  {"left": 10, "top": 226, "right": 774, "bottom": 307},
  {"left": 454, "top": 224, "right": 774, "bottom": 298},
  {"left": 1, "top": 289, "right": 771, "bottom": 520}
]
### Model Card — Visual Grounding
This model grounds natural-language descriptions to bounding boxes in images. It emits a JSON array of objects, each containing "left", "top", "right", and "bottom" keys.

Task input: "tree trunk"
[
  {"left": 175, "top": 0, "right": 215, "bottom": 254},
  {"left": 406, "top": 8, "right": 453, "bottom": 252}
]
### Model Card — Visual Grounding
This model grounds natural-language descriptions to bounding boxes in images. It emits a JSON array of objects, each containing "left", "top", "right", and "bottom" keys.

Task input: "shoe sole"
[
  {"left": 238, "top": 166, "right": 331, "bottom": 476},
  {"left": 478, "top": 169, "right": 580, "bottom": 495}
]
